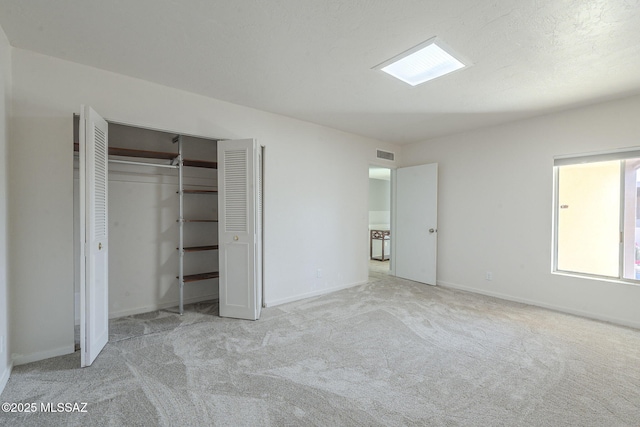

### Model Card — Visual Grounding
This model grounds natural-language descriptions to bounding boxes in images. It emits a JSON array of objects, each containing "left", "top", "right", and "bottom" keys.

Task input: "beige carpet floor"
[{"left": 1, "top": 266, "right": 639, "bottom": 426}]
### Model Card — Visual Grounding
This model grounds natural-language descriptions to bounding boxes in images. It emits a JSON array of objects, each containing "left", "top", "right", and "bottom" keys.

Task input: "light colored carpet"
[
  {"left": 108, "top": 300, "right": 219, "bottom": 343},
  {"left": 1, "top": 269, "right": 640, "bottom": 426},
  {"left": 73, "top": 301, "right": 219, "bottom": 349}
]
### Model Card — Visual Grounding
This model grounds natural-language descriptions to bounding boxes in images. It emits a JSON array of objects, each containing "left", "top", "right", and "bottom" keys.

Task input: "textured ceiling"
[{"left": 1, "top": 0, "right": 640, "bottom": 144}]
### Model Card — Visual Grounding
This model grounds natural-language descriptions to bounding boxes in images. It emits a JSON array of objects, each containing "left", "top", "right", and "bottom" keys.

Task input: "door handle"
[
  {"left": 98, "top": 242, "right": 102, "bottom": 250},
  {"left": 429, "top": 228, "right": 437, "bottom": 234}
]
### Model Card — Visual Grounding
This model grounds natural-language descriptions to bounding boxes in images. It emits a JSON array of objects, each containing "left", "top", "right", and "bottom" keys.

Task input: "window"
[{"left": 553, "top": 149, "right": 640, "bottom": 282}]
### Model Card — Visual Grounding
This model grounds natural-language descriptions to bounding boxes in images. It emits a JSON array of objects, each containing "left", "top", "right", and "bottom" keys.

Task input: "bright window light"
[{"left": 375, "top": 37, "right": 469, "bottom": 86}]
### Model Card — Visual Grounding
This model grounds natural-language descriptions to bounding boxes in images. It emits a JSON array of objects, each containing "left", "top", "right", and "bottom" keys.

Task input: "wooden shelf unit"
[
  {"left": 178, "top": 272, "right": 220, "bottom": 283},
  {"left": 180, "top": 245, "right": 219, "bottom": 252},
  {"left": 183, "top": 159, "right": 218, "bottom": 169},
  {"left": 182, "top": 189, "right": 218, "bottom": 194},
  {"left": 73, "top": 142, "right": 217, "bottom": 169},
  {"left": 174, "top": 135, "right": 219, "bottom": 314}
]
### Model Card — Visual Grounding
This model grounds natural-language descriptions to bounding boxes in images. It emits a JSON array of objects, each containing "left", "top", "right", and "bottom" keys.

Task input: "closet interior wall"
[{"left": 73, "top": 120, "right": 219, "bottom": 322}]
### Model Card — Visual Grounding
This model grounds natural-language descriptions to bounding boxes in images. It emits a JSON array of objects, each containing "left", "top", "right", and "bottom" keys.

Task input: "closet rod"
[{"left": 108, "top": 159, "right": 179, "bottom": 169}]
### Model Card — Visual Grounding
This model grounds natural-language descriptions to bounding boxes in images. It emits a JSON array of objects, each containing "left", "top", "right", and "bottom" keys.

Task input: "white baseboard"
[
  {"left": 266, "top": 281, "right": 367, "bottom": 307},
  {"left": 0, "top": 361, "right": 13, "bottom": 395},
  {"left": 437, "top": 280, "right": 640, "bottom": 330},
  {"left": 108, "top": 293, "right": 219, "bottom": 319},
  {"left": 12, "top": 344, "right": 75, "bottom": 367}
]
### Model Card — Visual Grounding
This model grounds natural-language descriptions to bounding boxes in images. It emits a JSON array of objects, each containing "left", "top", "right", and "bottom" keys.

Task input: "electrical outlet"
[
  {"left": 485, "top": 272, "right": 493, "bottom": 281},
  {"left": 317, "top": 269, "right": 323, "bottom": 278}
]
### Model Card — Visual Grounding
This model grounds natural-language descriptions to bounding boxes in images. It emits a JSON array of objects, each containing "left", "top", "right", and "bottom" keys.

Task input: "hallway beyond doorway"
[{"left": 369, "top": 259, "right": 390, "bottom": 282}]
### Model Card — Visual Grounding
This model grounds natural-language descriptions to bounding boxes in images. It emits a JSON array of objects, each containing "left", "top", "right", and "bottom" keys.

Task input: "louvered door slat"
[{"left": 218, "top": 139, "right": 261, "bottom": 320}]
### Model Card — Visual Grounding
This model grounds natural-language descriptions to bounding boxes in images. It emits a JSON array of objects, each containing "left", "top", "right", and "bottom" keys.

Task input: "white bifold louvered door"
[
  {"left": 218, "top": 139, "right": 263, "bottom": 320},
  {"left": 79, "top": 106, "right": 109, "bottom": 367}
]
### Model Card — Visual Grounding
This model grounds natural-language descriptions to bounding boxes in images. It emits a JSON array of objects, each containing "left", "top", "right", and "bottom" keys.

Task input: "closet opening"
[{"left": 73, "top": 116, "right": 220, "bottom": 348}]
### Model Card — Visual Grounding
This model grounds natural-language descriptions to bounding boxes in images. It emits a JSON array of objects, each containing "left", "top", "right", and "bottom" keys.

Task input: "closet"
[
  {"left": 74, "top": 115, "right": 219, "bottom": 317},
  {"left": 74, "top": 106, "right": 263, "bottom": 367}
]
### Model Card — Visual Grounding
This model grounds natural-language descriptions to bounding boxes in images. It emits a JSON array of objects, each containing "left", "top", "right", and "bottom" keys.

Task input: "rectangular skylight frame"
[{"left": 374, "top": 36, "right": 470, "bottom": 86}]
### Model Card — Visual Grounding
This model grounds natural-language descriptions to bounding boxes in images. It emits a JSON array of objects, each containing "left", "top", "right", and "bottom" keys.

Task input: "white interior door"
[
  {"left": 394, "top": 163, "right": 438, "bottom": 285},
  {"left": 218, "top": 139, "right": 262, "bottom": 320},
  {"left": 79, "top": 105, "right": 109, "bottom": 367}
]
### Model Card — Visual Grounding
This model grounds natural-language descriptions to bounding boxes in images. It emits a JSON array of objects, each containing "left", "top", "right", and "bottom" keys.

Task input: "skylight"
[{"left": 374, "top": 37, "right": 469, "bottom": 86}]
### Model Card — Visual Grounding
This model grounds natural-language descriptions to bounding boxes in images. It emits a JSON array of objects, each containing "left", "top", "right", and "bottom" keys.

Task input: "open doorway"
[{"left": 368, "top": 166, "right": 392, "bottom": 277}]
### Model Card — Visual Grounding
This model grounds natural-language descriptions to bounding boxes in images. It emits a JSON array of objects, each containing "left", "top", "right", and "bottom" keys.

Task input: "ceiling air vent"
[{"left": 376, "top": 149, "right": 395, "bottom": 161}]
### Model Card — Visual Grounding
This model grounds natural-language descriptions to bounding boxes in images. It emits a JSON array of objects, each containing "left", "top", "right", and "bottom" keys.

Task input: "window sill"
[{"left": 552, "top": 270, "right": 640, "bottom": 287}]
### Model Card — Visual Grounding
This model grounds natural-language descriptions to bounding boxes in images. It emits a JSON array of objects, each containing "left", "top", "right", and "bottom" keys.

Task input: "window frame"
[{"left": 552, "top": 148, "right": 640, "bottom": 285}]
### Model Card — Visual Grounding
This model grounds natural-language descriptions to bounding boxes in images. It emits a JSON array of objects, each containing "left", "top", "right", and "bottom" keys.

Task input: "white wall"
[
  {"left": 0, "top": 24, "right": 11, "bottom": 393},
  {"left": 9, "top": 48, "right": 399, "bottom": 364},
  {"left": 368, "top": 177, "right": 391, "bottom": 228},
  {"left": 402, "top": 94, "right": 640, "bottom": 328}
]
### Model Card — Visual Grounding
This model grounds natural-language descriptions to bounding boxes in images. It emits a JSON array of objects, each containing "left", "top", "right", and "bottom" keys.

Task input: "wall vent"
[{"left": 376, "top": 149, "right": 395, "bottom": 161}]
